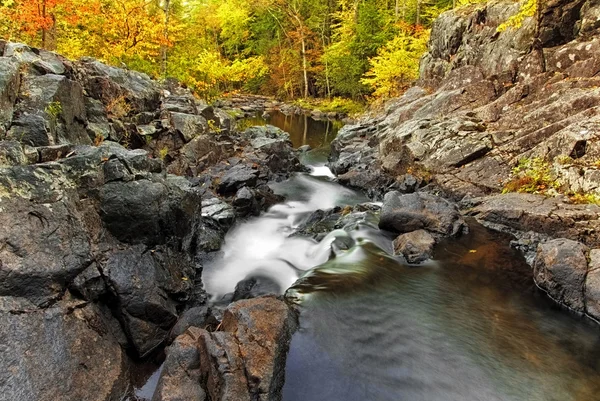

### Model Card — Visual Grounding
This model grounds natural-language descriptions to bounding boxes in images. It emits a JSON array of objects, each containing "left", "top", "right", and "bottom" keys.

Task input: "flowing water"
[
  {"left": 140, "top": 114, "right": 600, "bottom": 400},
  {"left": 203, "top": 114, "right": 600, "bottom": 401}
]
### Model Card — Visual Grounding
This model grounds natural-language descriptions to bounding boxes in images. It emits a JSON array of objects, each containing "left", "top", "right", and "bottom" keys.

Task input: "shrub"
[{"left": 503, "top": 157, "right": 559, "bottom": 194}]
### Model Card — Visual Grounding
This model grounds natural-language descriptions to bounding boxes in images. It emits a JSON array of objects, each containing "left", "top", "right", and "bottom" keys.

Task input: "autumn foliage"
[{"left": 0, "top": 0, "right": 487, "bottom": 101}]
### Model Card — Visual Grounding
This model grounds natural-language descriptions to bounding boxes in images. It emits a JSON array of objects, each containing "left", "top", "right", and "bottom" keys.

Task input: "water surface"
[{"left": 239, "top": 110, "right": 343, "bottom": 149}]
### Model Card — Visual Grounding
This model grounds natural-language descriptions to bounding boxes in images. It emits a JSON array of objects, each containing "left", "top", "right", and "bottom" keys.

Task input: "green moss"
[{"left": 45, "top": 101, "right": 63, "bottom": 123}]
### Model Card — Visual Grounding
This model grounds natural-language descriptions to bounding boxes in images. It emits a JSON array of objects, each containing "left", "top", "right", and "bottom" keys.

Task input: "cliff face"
[{"left": 333, "top": 0, "right": 600, "bottom": 215}]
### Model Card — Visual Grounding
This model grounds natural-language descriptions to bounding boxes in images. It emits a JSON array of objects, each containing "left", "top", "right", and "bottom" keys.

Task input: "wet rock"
[
  {"left": 152, "top": 328, "right": 206, "bottom": 401},
  {"left": 0, "top": 297, "right": 129, "bottom": 401},
  {"left": 393, "top": 229, "right": 436, "bottom": 263},
  {"left": 232, "top": 276, "right": 282, "bottom": 301},
  {"left": 533, "top": 238, "right": 589, "bottom": 312},
  {"left": 202, "top": 197, "right": 236, "bottom": 227},
  {"left": 233, "top": 186, "right": 259, "bottom": 217},
  {"left": 217, "top": 164, "right": 259, "bottom": 194},
  {"left": 379, "top": 191, "right": 466, "bottom": 237}
]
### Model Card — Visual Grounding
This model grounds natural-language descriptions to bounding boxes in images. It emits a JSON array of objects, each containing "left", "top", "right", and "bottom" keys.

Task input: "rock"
[
  {"left": 232, "top": 276, "right": 282, "bottom": 301},
  {"left": 103, "top": 245, "right": 194, "bottom": 356},
  {"left": 379, "top": 191, "right": 466, "bottom": 237},
  {"left": 169, "top": 112, "right": 208, "bottom": 142},
  {"left": 201, "top": 197, "right": 236, "bottom": 227},
  {"left": 0, "top": 168, "right": 92, "bottom": 306},
  {"left": 217, "top": 164, "right": 259, "bottom": 195},
  {"left": 538, "top": 0, "right": 585, "bottom": 46},
  {"left": 8, "top": 74, "right": 90, "bottom": 146},
  {"left": 75, "top": 59, "right": 160, "bottom": 114},
  {"left": 167, "top": 306, "right": 216, "bottom": 343},
  {"left": 469, "top": 193, "right": 600, "bottom": 247},
  {"left": 152, "top": 327, "right": 206, "bottom": 401},
  {"left": 193, "top": 297, "right": 298, "bottom": 401},
  {"left": 0, "top": 297, "right": 129, "bottom": 401},
  {"left": 393, "top": 229, "right": 436, "bottom": 263},
  {"left": 233, "top": 186, "right": 258, "bottom": 217},
  {"left": 0, "top": 141, "right": 27, "bottom": 166},
  {"left": 98, "top": 175, "right": 201, "bottom": 246},
  {"left": 533, "top": 238, "right": 589, "bottom": 312},
  {"left": 585, "top": 249, "right": 600, "bottom": 320},
  {"left": 200, "top": 105, "right": 234, "bottom": 132},
  {"left": 220, "top": 297, "right": 298, "bottom": 401},
  {"left": 0, "top": 57, "right": 20, "bottom": 134},
  {"left": 6, "top": 44, "right": 67, "bottom": 75},
  {"left": 198, "top": 330, "right": 251, "bottom": 401}
]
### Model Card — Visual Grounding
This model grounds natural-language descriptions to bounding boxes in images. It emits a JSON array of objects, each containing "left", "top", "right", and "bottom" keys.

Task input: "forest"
[{"left": 0, "top": 0, "right": 488, "bottom": 102}]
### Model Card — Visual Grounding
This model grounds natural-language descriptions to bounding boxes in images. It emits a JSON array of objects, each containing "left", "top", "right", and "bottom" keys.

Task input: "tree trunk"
[
  {"left": 41, "top": 0, "right": 47, "bottom": 49},
  {"left": 321, "top": 25, "right": 331, "bottom": 99},
  {"left": 416, "top": 0, "right": 421, "bottom": 25},
  {"left": 395, "top": 0, "right": 399, "bottom": 22},
  {"left": 160, "top": 0, "right": 171, "bottom": 78},
  {"left": 300, "top": 32, "right": 309, "bottom": 98}
]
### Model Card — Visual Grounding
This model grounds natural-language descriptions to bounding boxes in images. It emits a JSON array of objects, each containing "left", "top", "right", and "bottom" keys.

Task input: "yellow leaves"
[
  {"left": 497, "top": 0, "right": 536, "bottom": 32},
  {"left": 361, "top": 25, "right": 429, "bottom": 99}
]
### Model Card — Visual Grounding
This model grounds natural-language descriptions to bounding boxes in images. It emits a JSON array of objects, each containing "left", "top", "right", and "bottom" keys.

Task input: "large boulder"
[
  {"left": 98, "top": 175, "right": 201, "bottom": 246},
  {"left": 533, "top": 238, "right": 589, "bottom": 312},
  {"left": 75, "top": 59, "right": 160, "bottom": 115},
  {"left": 103, "top": 245, "right": 195, "bottom": 356},
  {"left": 198, "top": 330, "right": 251, "bottom": 401},
  {"left": 0, "top": 141, "right": 207, "bottom": 395},
  {"left": 154, "top": 297, "right": 298, "bottom": 401},
  {"left": 0, "top": 165, "right": 92, "bottom": 306},
  {"left": 220, "top": 297, "right": 298, "bottom": 401},
  {"left": 0, "top": 297, "right": 129, "bottom": 401},
  {"left": 379, "top": 191, "right": 466, "bottom": 237}
]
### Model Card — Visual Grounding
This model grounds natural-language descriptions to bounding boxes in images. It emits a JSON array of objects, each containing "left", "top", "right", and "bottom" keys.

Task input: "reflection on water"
[
  {"left": 283, "top": 224, "right": 600, "bottom": 401},
  {"left": 240, "top": 110, "right": 343, "bottom": 149}
]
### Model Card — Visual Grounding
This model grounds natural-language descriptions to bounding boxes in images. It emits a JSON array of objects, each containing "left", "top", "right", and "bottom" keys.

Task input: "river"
[{"left": 139, "top": 111, "right": 600, "bottom": 400}]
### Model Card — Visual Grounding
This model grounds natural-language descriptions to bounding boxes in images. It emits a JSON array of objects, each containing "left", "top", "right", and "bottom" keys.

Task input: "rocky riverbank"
[
  {"left": 3, "top": 0, "right": 600, "bottom": 399},
  {"left": 0, "top": 41, "right": 303, "bottom": 401},
  {"left": 327, "top": 0, "right": 600, "bottom": 322}
]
